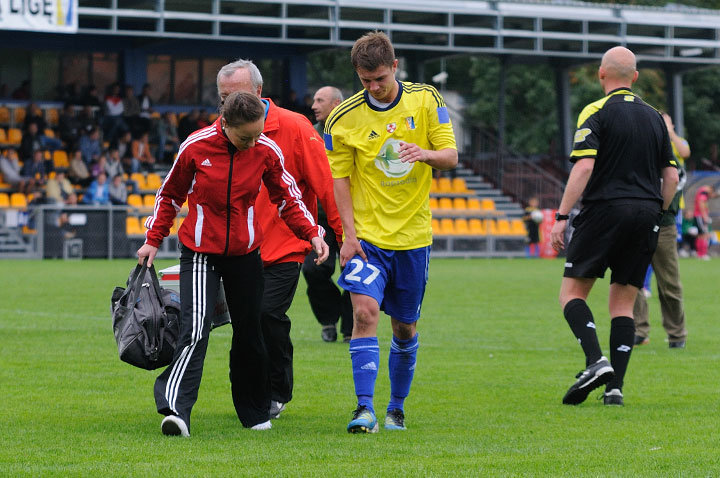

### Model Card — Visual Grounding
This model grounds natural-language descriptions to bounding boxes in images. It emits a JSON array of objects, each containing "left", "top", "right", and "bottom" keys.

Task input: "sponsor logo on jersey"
[
  {"left": 201, "top": 158, "right": 212, "bottom": 166},
  {"left": 368, "top": 130, "right": 380, "bottom": 141},
  {"left": 386, "top": 122, "right": 397, "bottom": 133},
  {"left": 573, "top": 128, "right": 591, "bottom": 144},
  {"left": 405, "top": 116, "right": 415, "bottom": 130},
  {"left": 374, "top": 139, "right": 414, "bottom": 179}
]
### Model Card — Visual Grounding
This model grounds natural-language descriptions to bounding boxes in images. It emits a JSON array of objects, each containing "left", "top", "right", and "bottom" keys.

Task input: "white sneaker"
[
  {"left": 161, "top": 415, "right": 189, "bottom": 437},
  {"left": 251, "top": 420, "right": 272, "bottom": 430}
]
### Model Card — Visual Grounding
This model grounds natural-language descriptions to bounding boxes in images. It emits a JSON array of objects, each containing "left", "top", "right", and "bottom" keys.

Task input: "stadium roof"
[{"left": 76, "top": 0, "right": 720, "bottom": 65}]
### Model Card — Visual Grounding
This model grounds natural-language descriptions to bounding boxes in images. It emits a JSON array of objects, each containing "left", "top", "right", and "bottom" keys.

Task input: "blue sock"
[
  {"left": 349, "top": 337, "right": 379, "bottom": 413},
  {"left": 387, "top": 334, "right": 418, "bottom": 412}
]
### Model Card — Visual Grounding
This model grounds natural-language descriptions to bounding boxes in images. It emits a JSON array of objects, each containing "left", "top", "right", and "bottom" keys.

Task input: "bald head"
[
  {"left": 312, "top": 86, "right": 343, "bottom": 123},
  {"left": 599, "top": 47, "right": 638, "bottom": 91}
]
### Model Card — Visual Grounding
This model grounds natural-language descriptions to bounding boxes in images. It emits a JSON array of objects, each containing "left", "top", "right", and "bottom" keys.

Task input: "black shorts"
[
  {"left": 695, "top": 216, "right": 711, "bottom": 236},
  {"left": 564, "top": 200, "right": 661, "bottom": 288}
]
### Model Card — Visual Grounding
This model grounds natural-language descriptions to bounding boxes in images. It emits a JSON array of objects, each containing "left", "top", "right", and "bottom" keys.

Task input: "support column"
[
  {"left": 666, "top": 68, "right": 685, "bottom": 137},
  {"left": 555, "top": 65, "right": 571, "bottom": 161}
]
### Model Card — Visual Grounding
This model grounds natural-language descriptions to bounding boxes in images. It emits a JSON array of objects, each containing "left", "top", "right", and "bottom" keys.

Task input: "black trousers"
[
  {"left": 154, "top": 246, "right": 270, "bottom": 430},
  {"left": 261, "top": 261, "right": 301, "bottom": 404},
  {"left": 301, "top": 217, "right": 353, "bottom": 338}
]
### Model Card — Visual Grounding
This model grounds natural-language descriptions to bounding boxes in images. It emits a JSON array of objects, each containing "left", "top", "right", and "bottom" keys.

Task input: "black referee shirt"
[{"left": 570, "top": 87, "right": 676, "bottom": 204}]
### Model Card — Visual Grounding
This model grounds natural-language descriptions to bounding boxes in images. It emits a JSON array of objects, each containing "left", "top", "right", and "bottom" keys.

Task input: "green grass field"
[{"left": 1, "top": 257, "right": 718, "bottom": 477}]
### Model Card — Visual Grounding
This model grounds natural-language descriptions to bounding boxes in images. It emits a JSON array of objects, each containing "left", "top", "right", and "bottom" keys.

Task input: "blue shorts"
[{"left": 338, "top": 241, "right": 430, "bottom": 324}]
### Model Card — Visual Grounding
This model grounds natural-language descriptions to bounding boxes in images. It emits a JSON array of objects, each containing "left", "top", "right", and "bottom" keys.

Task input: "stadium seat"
[
  {"left": 145, "top": 173, "right": 162, "bottom": 190},
  {"left": 437, "top": 177, "right": 452, "bottom": 193},
  {"left": 0, "top": 107, "right": 9, "bottom": 125},
  {"left": 0, "top": 193, "right": 9, "bottom": 207},
  {"left": 10, "top": 192, "right": 27, "bottom": 208},
  {"left": 143, "top": 194, "right": 156, "bottom": 208},
  {"left": 467, "top": 198, "right": 481, "bottom": 210},
  {"left": 46, "top": 108, "right": 59, "bottom": 126},
  {"left": 430, "top": 178, "right": 439, "bottom": 193},
  {"left": 480, "top": 198, "right": 496, "bottom": 211},
  {"left": 127, "top": 194, "right": 143, "bottom": 208},
  {"left": 451, "top": 177, "right": 469, "bottom": 193},
  {"left": 469, "top": 218, "right": 485, "bottom": 235},
  {"left": 497, "top": 219, "right": 512, "bottom": 235},
  {"left": 53, "top": 150, "right": 69, "bottom": 169},
  {"left": 431, "top": 218, "right": 441, "bottom": 235},
  {"left": 0, "top": 128, "right": 6, "bottom": 144},
  {"left": 208, "top": 113, "right": 219, "bottom": 122},
  {"left": 130, "top": 173, "right": 147, "bottom": 191},
  {"left": 438, "top": 197, "right": 453, "bottom": 210},
  {"left": 167, "top": 112, "right": 178, "bottom": 126},
  {"left": 485, "top": 219, "right": 498, "bottom": 235},
  {"left": 6, "top": 128, "right": 22, "bottom": 146},
  {"left": 44, "top": 128, "right": 56, "bottom": 138},
  {"left": 126, "top": 216, "right": 144, "bottom": 236},
  {"left": 511, "top": 219, "right": 527, "bottom": 236},
  {"left": 454, "top": 218, "right": 470, "bottom": 235},
  {"left": 452, "top": 197, "right": 467, "bottom": 210},
  {"left": 440, "top": 218, "right": 455, "bottom": 235},
  {"left": 429, "top": 197, "right": 439, "bottom": 210},
  {"left": 13, "top": 108, "right": 25, "bottom": 125}
]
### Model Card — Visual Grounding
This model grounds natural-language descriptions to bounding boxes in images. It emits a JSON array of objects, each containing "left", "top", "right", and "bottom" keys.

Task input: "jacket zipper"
[{"left": 223, "top": 146, "right": 234, "bottom": 256}]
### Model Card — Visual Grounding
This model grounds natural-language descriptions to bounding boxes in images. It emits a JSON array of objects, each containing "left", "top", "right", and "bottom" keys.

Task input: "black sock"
[
  {"left": 607, "top": 316, "right": 635, "bottom": 391},
  {"left": 563, "top": 298, "right": 603, "bottom": 367}
]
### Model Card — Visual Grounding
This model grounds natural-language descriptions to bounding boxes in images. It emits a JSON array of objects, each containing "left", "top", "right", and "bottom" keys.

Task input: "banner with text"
[{"left": 0, "top": 0, "right": 78, "bottom": 33}]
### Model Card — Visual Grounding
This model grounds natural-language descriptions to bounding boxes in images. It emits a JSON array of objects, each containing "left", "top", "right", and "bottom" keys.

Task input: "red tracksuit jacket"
[
  {"left": 254, "top": 99, "right": 344, "bottom": 265},
  {"left": 144, "top": 119, "right": 323, "bottom": 255}
]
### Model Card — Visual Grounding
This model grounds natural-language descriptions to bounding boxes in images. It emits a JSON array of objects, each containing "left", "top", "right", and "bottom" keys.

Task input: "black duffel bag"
[{"left": 111, "top": 259, "right": 180, "bottom": 370}]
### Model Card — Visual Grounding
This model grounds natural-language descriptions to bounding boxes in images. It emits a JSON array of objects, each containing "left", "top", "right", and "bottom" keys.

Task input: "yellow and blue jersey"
[{"left": 324, "top": 81, "right": 456, "bottom": 250}]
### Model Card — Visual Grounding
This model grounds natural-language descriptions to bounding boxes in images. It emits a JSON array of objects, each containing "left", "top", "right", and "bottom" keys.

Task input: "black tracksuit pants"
[{"left": 154, "top": 245, "right": 270, "bottom": 430}]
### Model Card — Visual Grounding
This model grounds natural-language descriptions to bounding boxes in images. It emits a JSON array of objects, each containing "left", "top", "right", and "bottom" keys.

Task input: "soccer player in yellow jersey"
[{"left": 324, "top": 31, "right": 457, "bottom": 433}]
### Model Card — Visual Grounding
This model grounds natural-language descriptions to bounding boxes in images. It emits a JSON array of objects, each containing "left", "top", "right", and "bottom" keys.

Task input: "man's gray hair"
[
  {"left": 325, "top": 86, "right": 344, "bottom": 103},
  {"left": 217, "top": 59, "right": 264, "bottom": 90}
]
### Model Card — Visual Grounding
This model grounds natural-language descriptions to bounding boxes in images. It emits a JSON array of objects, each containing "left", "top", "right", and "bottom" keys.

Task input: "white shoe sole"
[{"left": 161, "top": 415, "right": 189, "bottom": 437}]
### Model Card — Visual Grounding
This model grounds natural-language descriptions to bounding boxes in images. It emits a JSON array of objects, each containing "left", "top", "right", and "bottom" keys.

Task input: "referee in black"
[{"left": 551, "top": 46, "right": 679, "bottom": 406}]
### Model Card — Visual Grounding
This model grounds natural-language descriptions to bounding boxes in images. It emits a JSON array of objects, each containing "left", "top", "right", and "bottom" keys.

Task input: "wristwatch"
[{"left": 555, "top": 212, "right": 570, "bottom": 221}]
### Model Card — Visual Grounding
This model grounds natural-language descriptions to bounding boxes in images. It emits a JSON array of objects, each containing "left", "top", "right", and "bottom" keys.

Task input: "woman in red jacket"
[{"left": 137, "top": 91, "right": 329, "bottom": 437}]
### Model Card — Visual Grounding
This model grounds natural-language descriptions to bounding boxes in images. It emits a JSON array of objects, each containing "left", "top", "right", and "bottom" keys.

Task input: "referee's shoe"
[{"left": 562, "top": 356, "right": 615, "bottom": 405}]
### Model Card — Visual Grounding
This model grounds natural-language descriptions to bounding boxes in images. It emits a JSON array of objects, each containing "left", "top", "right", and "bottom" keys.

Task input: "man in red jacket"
[{"left": 217, "top": 59, "right": 344, "bottom": 419}]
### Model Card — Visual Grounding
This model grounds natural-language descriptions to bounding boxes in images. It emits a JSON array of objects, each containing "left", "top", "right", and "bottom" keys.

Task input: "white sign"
[{"left": 0, "top": 0, "right": 78, "bottom": 33}]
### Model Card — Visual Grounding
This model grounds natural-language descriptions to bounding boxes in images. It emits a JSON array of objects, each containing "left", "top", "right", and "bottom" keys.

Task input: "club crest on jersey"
[
  {"left": 405, "top": 116, "right": 415, "bottom": 130},
  {"left": 386, "top": 122, "right": 397, "bottom": 133}
]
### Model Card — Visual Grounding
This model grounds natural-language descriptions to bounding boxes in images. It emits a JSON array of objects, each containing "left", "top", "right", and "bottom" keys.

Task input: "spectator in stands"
[
  {"left": 20, "top": 122, "right": 62, "bottom": 161},
  {"left": 108, "top": 174, "right": 128, "bottom": 205},
  {"left": 82, "top": 172, "right": 110, "bottom": 205},
  {"left": 81, "top": 84, "right": 102, "bottom": 107},
  {"left": 123, "top": 85, "right": 142, "bottom": 135},
  {"left": 523, "top": 196, "right": 542, "bottom": 257},
  {"left": 694, "top": 185, "right": 717, "bottom": 260},
  {"left": 103, "top": 83, "right": 126, "bottom": 144},
  {"left": 196, "top": 109, "right": 211, "bottom": 129},
  {"left": 45, "top": 170, "right": 75, "bottom": 205},
  {"left": 177, "top": 109, "right": 200, "bottom": 142},
  {"left": 77, "top": 104, "right": 99, "bottom": 133},
  {"left": 152, "top": 111, "right": 179, "bottom": 163},
  {"left": 0, "top": 148, "right": 28, "bottom": 193},
  {"left": 132, "top": 131, "right": 156, "bottom": 172},
  {"left": 105, "top": 148, "right": 123, "bottom": 179},
  {"left": 78, "top": 126, "right": 102, "bottom": 165},
  {"left": 113, "top": 129, "right": 132, "bottom": 160},
  {"left": 68, "top": 149, "right": 92, "bottom": 187},
  {"left": 11, "top": 80, "right": 31, "bottom": 100},
  {"left": 679, "top": 209, "right": 697, "bottom": 257},
  {"left": 138, "top": 83, "right": 153, "bottom": 133},
  {"left": 21, "top": 149, "right": 48, "bottom": 190},
  {"left": 22, "top": 103, "right": 47, "bottom": 132},
  {"left": 58, "top": 103, "right": 82, "bottom": 151},
  {"left": 91, "top": 154, "right": 109, "bottom": 178}
]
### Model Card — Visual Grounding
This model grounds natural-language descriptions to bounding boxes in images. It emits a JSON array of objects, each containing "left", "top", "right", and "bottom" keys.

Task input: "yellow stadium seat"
[
  {"left": 13, "top": 108, "right": 26, "bottom": 125},
  {"left": 53, "top": 150, "right": 69, "bottom": 169},
  {"left": 431, "top": 218, "right": 441, "bottom": 235},
  {"left": 480, "top": 198, "right": 496, "bottom": 211},
  {"left": 452, "top": 197, "right": 467, "bottom": 210},
  {"left": 438, "top": 197, "right": 453, "bottom": 210},
  {"left": 143, "top": 194, "right": 156, "bottom": 208},
  {"left": 6, "top": 128, "right": 22, "bottom": 145},
  {"left": 0, "top": 193, "right": 9, "bottom": 207},
  {"left": 485, "top": 219, "right": 498, "bottom": 235},
  {"left": 454, "top": 218, "right": 469, "bottom": 235},
  {"left": 497, "top": 219, "right": 512, "bottom": 235},
  {"left": 209, "top": 113, "right": 219, "bottom": 122},
  {"left": 131, "top": 173, "right": 147, "bottom": 190},
  {"left": 511, "top": 219, "right": 527, "bottom": 236},
  {"left": 437, "top": 177, "right": 452, "bottom": 193},
  {"left": 46, "top": 108, "right": 59, "bottom": 126},
  {"left": 0, "top": 128, "right": 6, "bottom": 144},
  {"left": 170, "top": 217, "right": 182, "bottom": 235},
  {"left": 451, "top": 177, "right": 469, "bottom": 193},
  {"left": 0, "top": 107, "right": 9, "bottom": 124},
  {"left": 430, "top": 178, "right": 439, "bottom": 193},
  {"left": 467, "top": 198, "right": 481, "bottom": 210},
  {"left": 126, "top": 216, "right": 144, "bottom": 236},
  {"left": 440, "top": 218, "right": 455, "bottom": 235},
  {"left": 429, "top": 197, "right": 439, "bottom": 210},
  {"left": 10, "top": 192, "right": 27, "bottom": 208},
  {"left": 44, "top": 128, "right": 56, "bottom": 138},
  {"left": 127, "top": 194, "right": 143, "bottom": 208},
  {"left": 167, "top": 112, "right": 178, "bottom": 126},
  {"left": 469, "top": 218, "right": 485, "bottom": 235},
  {"left": 145, "top": 173, "right": 162, "bottom": 190}
]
